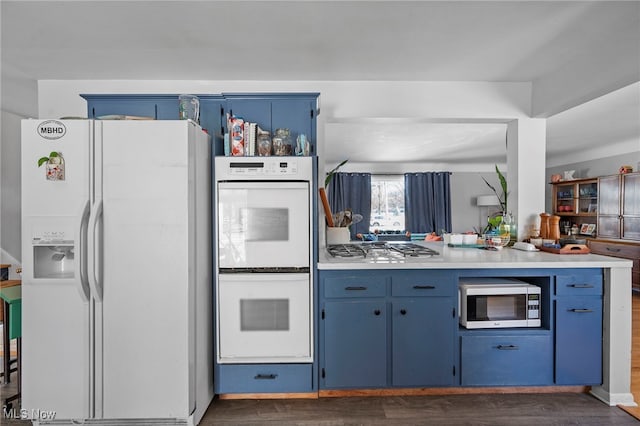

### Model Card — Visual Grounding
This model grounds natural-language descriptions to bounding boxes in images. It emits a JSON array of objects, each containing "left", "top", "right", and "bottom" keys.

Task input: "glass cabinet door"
[
  {"left": 577, "top": 181, "right": 598, "bottom": 215},
  {"left": 554, "top": 183, "right": 575, "bottom": 214}
]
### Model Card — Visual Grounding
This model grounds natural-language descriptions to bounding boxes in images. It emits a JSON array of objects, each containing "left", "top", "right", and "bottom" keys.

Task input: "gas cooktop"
[{"left": 326, "top": 242, "right": 440, "bottom": 259}]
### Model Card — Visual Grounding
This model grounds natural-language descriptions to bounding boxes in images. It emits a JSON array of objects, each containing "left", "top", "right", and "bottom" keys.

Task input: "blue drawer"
[
  {"left": 391, "top": 270, "right": 455, "bottom": 297},
  {"left": 461, "top": 335, "right": 553, "bottom": 386},
  {"left": 556, "top": 270, "right": 602, "bottom": 296},
  {"left": 215, "top": 363, "right": 313, "bottom": 394},
  {"left": 323, "top": 275, "right": 387, "bottom": 298}
]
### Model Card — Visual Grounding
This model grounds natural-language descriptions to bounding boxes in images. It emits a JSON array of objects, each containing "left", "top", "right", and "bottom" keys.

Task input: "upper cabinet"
[
  {"left": 81, "top": 93, "right": 319, "bottom": 157},
  {"left": 598, "top": 172, "right": 640, "bottom": 241},
  {"left": 83, "top": 94, "right": 178, "bottom": 120},
  {"left": 551, "top": 178, "right": 598, "bottom": 221}
]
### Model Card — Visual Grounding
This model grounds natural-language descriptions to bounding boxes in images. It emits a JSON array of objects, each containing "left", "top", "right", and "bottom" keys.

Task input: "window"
[{"left": 370, "top": 175, "right": 405, "bottom": 231}]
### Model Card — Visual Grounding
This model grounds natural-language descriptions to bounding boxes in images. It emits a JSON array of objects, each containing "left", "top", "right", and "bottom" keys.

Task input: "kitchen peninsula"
[{"left": 317, "top": 242, "right": 635, "bottom": 407}]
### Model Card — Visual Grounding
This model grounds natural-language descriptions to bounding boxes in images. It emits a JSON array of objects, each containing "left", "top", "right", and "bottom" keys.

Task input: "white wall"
[
  {"left": 1, "top": 111, "right": 27, "bottom": 269},
  {"left": 451, "top": 172, "right": 505, "bottom": 234}
]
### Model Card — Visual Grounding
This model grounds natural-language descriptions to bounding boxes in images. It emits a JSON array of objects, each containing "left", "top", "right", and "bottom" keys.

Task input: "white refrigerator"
[{"left": 20, "top": 119, "right": 214, "bottom": 425}]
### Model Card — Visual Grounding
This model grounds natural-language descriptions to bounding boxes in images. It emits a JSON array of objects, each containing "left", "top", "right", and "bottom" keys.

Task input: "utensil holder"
[{"left": 326, "top": 227, "right": 350, "bottom": 245}]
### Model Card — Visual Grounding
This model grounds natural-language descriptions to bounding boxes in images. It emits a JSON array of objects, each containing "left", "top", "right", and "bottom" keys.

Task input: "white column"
[
  {"left": 506, "top": 118, "right": 546, "bottom": 241},
  {"left": 591, "top": 266, "right": 636, "bottom": 406}
]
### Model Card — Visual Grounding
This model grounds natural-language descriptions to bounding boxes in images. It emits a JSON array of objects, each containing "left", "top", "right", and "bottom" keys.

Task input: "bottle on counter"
[
  {"left": 539, "top": 213, "right": 550, "bottom": 239},
  {"left": 549, "top": 215, "right": 561, "bottom": 242}
]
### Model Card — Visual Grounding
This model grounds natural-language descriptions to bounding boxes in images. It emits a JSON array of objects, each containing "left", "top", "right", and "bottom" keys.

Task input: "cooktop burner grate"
[
  {"left": 326, "top": 242, "right": 439, "bottom": 258},
  {"left": 386, "top": 243, "right": 440, "bottom": 257}
]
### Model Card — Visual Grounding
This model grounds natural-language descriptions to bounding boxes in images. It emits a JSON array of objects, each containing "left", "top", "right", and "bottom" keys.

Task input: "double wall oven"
[{"left": 214, "top": 157, "right": 314, "bottom": 364}]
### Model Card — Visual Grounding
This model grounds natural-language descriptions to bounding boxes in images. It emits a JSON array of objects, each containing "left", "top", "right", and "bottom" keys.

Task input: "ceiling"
[{"left": 2, "top": 1, "right": 639, "bottom": 166}]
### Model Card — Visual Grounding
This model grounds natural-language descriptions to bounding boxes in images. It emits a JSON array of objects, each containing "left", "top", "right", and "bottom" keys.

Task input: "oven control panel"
[
  {"left": 228, "top": 160, "right": 298, "bottom": 176},
  {"left": 215, "top": 157, "right": 313, "bottom": 181}
]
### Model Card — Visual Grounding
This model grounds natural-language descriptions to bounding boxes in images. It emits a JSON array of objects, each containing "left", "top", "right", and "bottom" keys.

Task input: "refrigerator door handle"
[
  {"left": 88, "top": 199, "right": 104, "bottom": 301},
  {"left": 75, "top": 200, "right": 91, "bottom": 301}
]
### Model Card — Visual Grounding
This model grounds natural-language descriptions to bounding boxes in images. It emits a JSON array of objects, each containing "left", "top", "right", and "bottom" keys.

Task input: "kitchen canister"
[
  {"left": 178, "top": 94, "right": 200, "bottom": 123},
  {"left": 272, "top": 128, "right": 292, "bottom": 156},
  {"left": 326, "top": 227, "right": 350, "bottom": 245},
  {"left": 257, "top": 131, "right": 272, "bottom": 156}
]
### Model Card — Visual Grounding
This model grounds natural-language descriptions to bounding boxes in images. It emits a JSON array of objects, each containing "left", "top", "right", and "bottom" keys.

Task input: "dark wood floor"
[
  {"left": 200, "top": 393, "right": 638, "bottom": 425},
  {"left": 3, "top": 296, "right": 640, "bottom": 425}
]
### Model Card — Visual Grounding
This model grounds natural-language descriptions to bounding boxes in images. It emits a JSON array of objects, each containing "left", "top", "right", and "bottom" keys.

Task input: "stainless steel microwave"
[{"left": 459, "top": 278, "right": 541, "bottom": 329}]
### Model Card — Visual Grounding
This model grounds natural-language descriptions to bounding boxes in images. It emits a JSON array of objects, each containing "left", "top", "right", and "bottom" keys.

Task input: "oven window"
[
  {"left": 240, "top": 299, "right": 289, "bottom": 331},
  {"left": 241, "top": 207, "right": 289, "bottom": 241},
  {"left": 469, "top": 294, "right": 526, "bottom": 321}
]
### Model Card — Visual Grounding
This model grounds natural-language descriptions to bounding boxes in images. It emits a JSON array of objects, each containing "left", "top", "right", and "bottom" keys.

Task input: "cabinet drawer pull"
[
  {"left": 567, "top": 284, "right": 594, "bottom": 288},
  {"left": 496, "top": 344, "right": 519, "bottom": 350},
  {"left": 254, "top": 374, "right": 278, "bottom": 380},
  {"left": 606, "top": 247, "right": 621, "bottom": 253},
  {"left": 400, "top": 309, "right": 407, "bottom": 315},
  {"left": 345, "top": 286, "right": 367, "bottom": 291},
  {"left": 569, "top": 308, "right": 594, "bottom": 313},
  {"left": 374, "top": 309, "right": 381, "bottom": 316},
  {"left": 413, "top": 285, "right": 436, "bottom": 289}
]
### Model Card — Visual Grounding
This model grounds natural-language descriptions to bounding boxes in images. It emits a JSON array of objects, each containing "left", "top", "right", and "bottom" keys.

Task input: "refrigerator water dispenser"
[{"left": 34, "top": 244, "right": 75, "bottom": 278}]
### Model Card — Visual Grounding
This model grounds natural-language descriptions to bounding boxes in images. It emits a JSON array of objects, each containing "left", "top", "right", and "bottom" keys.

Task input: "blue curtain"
[
  {"left": 327, "top": 173, "right": 371, "bottom": 240},
  {"left": 404, "top": 172, "right": 452, "bottom": 234}
]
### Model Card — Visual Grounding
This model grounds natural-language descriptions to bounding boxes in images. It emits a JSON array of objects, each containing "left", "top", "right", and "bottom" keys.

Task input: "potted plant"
[{"left": 481, "top": 165, "right": 512, "bottom": 238}]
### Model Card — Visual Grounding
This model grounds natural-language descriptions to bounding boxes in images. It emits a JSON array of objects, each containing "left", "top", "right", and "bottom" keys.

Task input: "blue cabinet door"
[
  {"left": 555, "top": 296, "right": 603, "bottom": 385},
  {"left": 199, "top": 98, "right": 225, "bottom": 156},
  {"left": 226, "top": 98, "right": 271, "bottom": 131},
  {"left": 322, "top": 300, "right": 387, "bottom": 388},
  {"left": 83, "top": 95, "right": 178, "bottom": 120},
  {"left": 392, "top": 298, "right": 456, "bottom": 386},
  {"left": 272, "top": 99, "right": 315, "bottom": 155},
  {"left": 88, "top": 99, "right": 158, "bottom": 119}
]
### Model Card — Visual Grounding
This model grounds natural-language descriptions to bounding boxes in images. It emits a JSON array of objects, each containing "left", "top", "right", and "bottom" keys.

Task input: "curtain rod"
[{"left": 369, "top": 172, "right": 453, "bottom": 176}]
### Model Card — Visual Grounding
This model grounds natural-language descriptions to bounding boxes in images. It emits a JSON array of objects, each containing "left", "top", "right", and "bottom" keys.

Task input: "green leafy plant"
[
  {"left": 481, "top": 165, "right": 509, "bottom": 235},
  {"left": 324, "top": 159, "right": 348, "bottom": 188},
  {"left": 37, "top": 151, "right": 61, "bottom": 167},
  {"left": 482, "top": 164, "right": 508, "bottom": 213}
]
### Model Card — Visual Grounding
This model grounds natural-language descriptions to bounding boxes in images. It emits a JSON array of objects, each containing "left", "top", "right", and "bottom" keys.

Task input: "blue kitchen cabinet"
[
  {"left": 391, "top": 298, "right": 456, "bottom": 386},
  {"left": 319, "top": 269, "right": 457, "bottom": 389},
  {"left": 82, "top": 93, "right": 319, "bottom": 158},
  {"left": 460, "top": 334, "right": 554, "bottom": 386},
  {"left": 198, "top": 97, "right": 225, "bottom": 155},
  {"left": 272, "top": 99, "right": 315, "bottom": 154},
  {"left": 82, "top": 94, "right": 177, "bottom": 120},
  {"left": 554, "top": 269, "right": 603, "bottom": 385},
  {"left": 322, "top": 300, "right": 387, "bottom": 388},
  {"left": 390, "top": 270, "right": 457, "bottom": 387},
  {"left": 225, "top": 97, "right": 271, "bottom": 131},
  {"left": 224, "top": 94, "right": 318, "bottom": 155}
]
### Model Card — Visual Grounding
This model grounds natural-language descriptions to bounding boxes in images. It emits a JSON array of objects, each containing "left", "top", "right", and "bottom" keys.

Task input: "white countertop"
[{"left": 317, "top": 241, "right": 634, "bottom": 270}]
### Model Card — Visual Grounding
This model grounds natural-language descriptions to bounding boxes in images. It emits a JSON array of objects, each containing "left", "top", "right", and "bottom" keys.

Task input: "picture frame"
[{"left": 580, "top": 223, "right": 596, "bottom": 236}]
